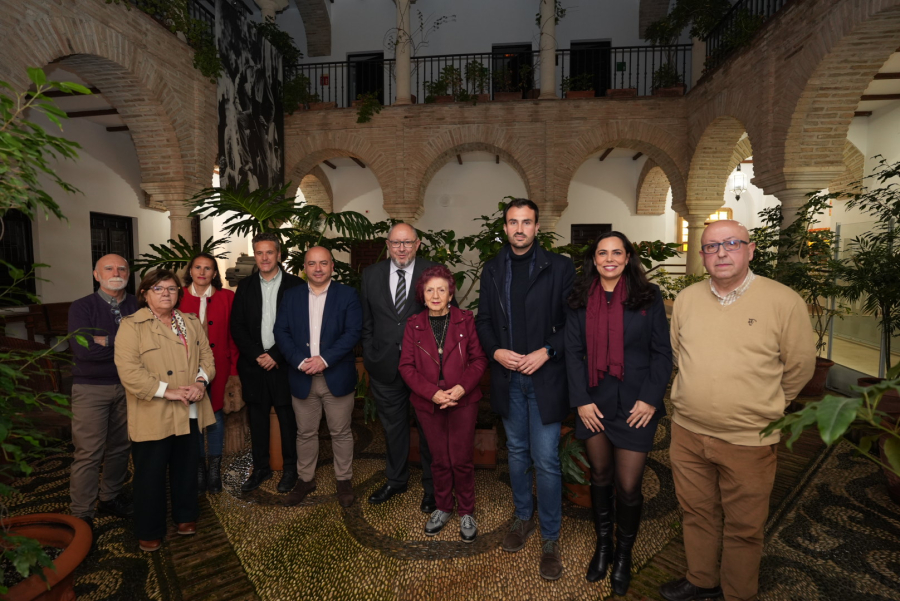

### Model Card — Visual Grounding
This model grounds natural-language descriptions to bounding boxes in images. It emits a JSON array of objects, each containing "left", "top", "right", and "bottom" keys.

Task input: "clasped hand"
[
  {"left": 163, "top": 381, "right": 206, "bottom": 406},
  {"left": 494, "top": 348, "right": 549, "bottom": 375},
  {"left": 431, "top": 384, "right": 465, "bottom": 409}
]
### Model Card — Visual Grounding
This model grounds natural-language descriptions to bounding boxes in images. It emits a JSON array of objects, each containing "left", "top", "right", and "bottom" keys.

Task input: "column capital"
[
  {"left": 141, "top": 181, "right": 188, "bottom": 212},
  {"left": 384, "top": 202, "right": 423, "bottom": 223},
  {"left": 254, "top": 0, "right": 289, "bottom": 21}
]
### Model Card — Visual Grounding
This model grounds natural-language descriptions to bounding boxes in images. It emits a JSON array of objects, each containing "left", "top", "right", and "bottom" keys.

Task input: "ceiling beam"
[
  {"left": 873, "top": 72, "right": 900, "bottom": 80},
  {"left": 456, "top": 154, "right": 463, "bottom": 165},
  {"left": 598, "top": 148, "right": 613, "bottom": 161},
  {"left": 66, "top": 108, "right": 118, "bottom": 118},
  {"left": 106, "top": 125, "right": 129, "bottom": 132},
  {"left": 860, "top": 94, "right": 900, "bottom": 101},
  {"left": 42, "top": 86, "right": 102, "bottom": 97},
  {"left": 855, "top": 111, "right": 873, "bottom": 117},
  {"left": 351, "top": 157, "right": 366, "bottom": 168},
  {"left": 632, "top": 152, "right": 643, "bottom": 161},
  {"left": 322, "top": 160, "right": 337, "bottom": 169}
]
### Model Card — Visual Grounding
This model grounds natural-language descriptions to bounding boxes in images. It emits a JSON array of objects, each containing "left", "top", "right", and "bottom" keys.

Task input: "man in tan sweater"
[{"left": 659, "top": 220, "right": 815, "bottom": 601}]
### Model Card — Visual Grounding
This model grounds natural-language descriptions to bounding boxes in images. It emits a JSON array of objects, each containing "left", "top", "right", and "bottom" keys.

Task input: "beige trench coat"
[{"left": 114, "top": 307, "right": 216, "bottom": 442}]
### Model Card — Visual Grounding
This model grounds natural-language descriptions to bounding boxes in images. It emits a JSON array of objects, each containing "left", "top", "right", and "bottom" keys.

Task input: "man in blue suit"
[{"left": 274, "top": 246, "right": 362, "bottom": 507}]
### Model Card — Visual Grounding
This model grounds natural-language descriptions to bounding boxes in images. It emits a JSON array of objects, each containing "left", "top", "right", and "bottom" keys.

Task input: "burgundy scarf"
[{"left": 585, "top": 277, "right": 626, "bottom": 387}]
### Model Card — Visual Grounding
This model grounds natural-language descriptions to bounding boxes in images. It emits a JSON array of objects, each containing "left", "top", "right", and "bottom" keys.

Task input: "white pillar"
[
  {"left": 394, "top": 0, "right": 412, "bottom": 105},
  {"left": 538, "top": 0, "right": 558, "bottom": 100},
  {"left": 777, "top": 189, "right": 812, "bottom": 229},
  {"left": 255, "top": 0, "right": 288, "bottom": 21}
]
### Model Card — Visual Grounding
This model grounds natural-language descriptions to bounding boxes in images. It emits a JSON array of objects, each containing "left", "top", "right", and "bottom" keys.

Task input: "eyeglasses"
[
  {"left": 149, "top": 286, "right": 179, "bottom": 294},
  {"left": 110, "top": 305, "right": 122, "bottom": 325},
  {"left": 387, "top": 240, "right": 416, "bottom": 249},
  {"left": 700, "top": 240, "right": 750, "bottom": 254}
]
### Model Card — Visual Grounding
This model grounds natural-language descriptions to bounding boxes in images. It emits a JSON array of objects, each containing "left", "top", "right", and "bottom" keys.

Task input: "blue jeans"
[
  {"left": 198, "top": 409, "right": 225, "bottom": 457},
  {"left": 503, "top": 372, "right": 562, "bottom": 540}
]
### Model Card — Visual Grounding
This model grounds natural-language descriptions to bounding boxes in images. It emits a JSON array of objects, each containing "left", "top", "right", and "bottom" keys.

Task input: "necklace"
[{"left": 431, "top": 314, "right": 449, "bottom": 355}]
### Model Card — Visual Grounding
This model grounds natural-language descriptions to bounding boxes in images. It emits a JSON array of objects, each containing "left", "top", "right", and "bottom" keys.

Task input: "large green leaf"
[
  {"left": 131, "top": 236, "right": 230, "bottom": 276},
  {"left": 815, "top": 395, "right": 863, "bottom": 445},
  {"left": 189, "top": 183, "right": 298, "bottom": 238},
  {"left": 884, "top": 436, "right": 900, "bottom": 477}
]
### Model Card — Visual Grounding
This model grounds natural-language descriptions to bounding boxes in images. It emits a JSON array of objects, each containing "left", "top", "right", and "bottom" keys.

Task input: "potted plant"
[
  {"left": 749, "top": 196, "right": 848, "bottom": 396},
  {"left": 283, "top": 72, "right": 320, "bottom": 114},
  {"left": 423, "top": 65, "right": 462, "bottom": 104},
  {"left": 354, "top": 91, "right": 383, "bottom": 124},
  {"left": 492, "top": 65, "right": 523, "bottom": 102},
  {"left": 651, "top": 62, "right": 685, "bottom": 96},
  {"left": 464, "top": 60, "right": 490, "bottom": 103},
  {"left": 0, "top": 69, "right": 94, "bottom": 598},
  {"left": 561, "top": 73, "right": 596, "bottom": 99},
  {"left": 559, "top": 426, "right": 591, "bottom": 507}
]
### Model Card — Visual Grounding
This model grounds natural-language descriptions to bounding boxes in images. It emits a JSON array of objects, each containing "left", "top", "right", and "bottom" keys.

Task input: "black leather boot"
[
  {"left": 610, "top": 495, "right": 643, "bottom": 596},
  {"left": 207, "top": 455, "right": 223, "bottom": 494},
  {"left": 198, "top": 456, "right": 208, "bottom": 494},
  {"left": 586, "top": 484, "right": 615, "bottom": 582}
]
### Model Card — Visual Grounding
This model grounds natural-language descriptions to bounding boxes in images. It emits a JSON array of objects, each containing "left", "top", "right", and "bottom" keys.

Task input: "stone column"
[
  {"left": 141, "top": 182, "right": 194, "bottom": 242},
  {"left": 166, "top": 202, "right": 194, "bottom": 244},
  {"left": 691, "top": 37, "right": 705, "bottom": 88},
  {"left": 255, "top": 0, "right": 288, "bottom": 21},
  {"left": 539, "top": 206, "right": 564, "bottom": 234},
  {"left": 777, "top": 189, "right": 813, "bottom": 229},
  {"left": 684, "top": 214, "right": 709, "bottom": 276},
  {"left": 394, "top": 0, "right": 413, "bottom": 106},
  {"left": 538, "top": 0, "right": 558, "bottom": 100}
]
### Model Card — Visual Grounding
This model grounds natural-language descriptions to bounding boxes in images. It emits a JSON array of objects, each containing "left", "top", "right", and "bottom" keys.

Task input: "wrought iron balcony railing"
[{"left": 704, "top": 0, "right": 789, "bottom": 72}]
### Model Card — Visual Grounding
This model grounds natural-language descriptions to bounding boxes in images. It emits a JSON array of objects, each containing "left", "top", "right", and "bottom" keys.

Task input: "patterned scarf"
[
  {"left": 151, "top": 309, "right": 190, "bottom": 358},
  {"left": 585, "top": 278, "right": 626, "bottom": 387}
]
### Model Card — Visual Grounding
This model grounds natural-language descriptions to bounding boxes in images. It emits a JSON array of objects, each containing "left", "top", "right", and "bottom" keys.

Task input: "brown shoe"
[
  {"left": 539, "top": 539, "right": 563, "bottom": 581},
  {"left": 336, "top": 480, "right": 355, "bottom": 508},
  {"left": 284, "top": 478, "right": 317, "bottom": 507},
  {"left": 501, "top": 516, "right": 536, "bottom": 552},
  {"left": 177, "top": 522, "right": 196, "bottom": 536},
  {"left": 139, "top": 539, "right": 162, "bottom": 552}
]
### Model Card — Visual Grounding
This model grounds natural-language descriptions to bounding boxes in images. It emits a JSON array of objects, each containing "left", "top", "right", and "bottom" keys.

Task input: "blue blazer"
[{"left": 274, "top": 281, "right": 362, "bottom": 399}]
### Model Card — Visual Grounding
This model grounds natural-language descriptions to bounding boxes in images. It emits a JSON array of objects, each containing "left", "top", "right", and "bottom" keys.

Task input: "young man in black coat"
[
  {"left": 231, "top": 232, "right": 304, "bottom": 493},
  {"left": 476, "top": 199, "right": 575, "bottom": 581}
]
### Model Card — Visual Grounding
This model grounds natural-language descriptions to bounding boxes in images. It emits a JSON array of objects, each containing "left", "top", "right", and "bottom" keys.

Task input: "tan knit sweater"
[{"left": 670, "top": 276, "right": 816, "bottom": 446}]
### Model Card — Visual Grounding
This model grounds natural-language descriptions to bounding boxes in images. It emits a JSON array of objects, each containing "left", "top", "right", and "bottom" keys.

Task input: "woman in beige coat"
[{"left": 114, "top": 269, "right": 216, "bottom": 552}]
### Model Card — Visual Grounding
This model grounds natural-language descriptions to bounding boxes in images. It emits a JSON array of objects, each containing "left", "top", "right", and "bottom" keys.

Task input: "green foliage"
[
  {"left": 464, "top": 61, "right": 490, "bottom": 95},
  {"left": 283, "top": 73, "right": 319, "bottom": 115},
  {"left": 558, "top": 429, "right": 589, "bottom": 493},
  {"left": 535, "top": 0, "right": 567, "bottom": 28},
  {"left": 653, "top": 268, "right": 708, "bottom": 301},
  {"left": 703, "top": 9, "right": 765, "bottom": 71},
  {"left": 131, "top": 236, "right": 230, "bottom": 277},
  {"left": 253, "top": 18, "right": 303, "bottom": 72},
  {"left": 0, "top": 69, "right": 89, "bottom": 225},
  {"left": 561, "top": 73, "right": 595, "bottom": 93},
  {"left": 633, "top": 240, "right": 682, "bottom": 277},
  {"left": 424, "top": 65, "right": 463, "bottom": 100},
  {"left": 762, "top": 362, "right": 900, "bottom": 477},
  {"left": 355, "top": 91, "right": 383, "bottom": 124},
  {"left": 190, "top": 182, "right": 299, "bottom": 238},
  {"left": 356, "top": 375, "right": 377, "bottom": 424},
  {"left": 652, "top": 62, "right": 683, "bottom": 90},
  {"left": 106, "top": 0, "right": 221, "bottom": 81},
  {"left": 645, "top": 0, "right": 732, "bottom": 45}
]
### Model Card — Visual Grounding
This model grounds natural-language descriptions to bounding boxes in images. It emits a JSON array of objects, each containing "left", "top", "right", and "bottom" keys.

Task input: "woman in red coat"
[
  {"left": 399, "top": 265, "right": 488, "bottom": 543},
  {"left": 179, "top": 253, "right": 239, "bottom": 494}
]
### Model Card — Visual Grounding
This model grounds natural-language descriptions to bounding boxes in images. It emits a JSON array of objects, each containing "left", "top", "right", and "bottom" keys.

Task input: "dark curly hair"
[
  {"left": 183, "top": 253, "right": 224, "bottom": 290},
  {"left": 415, "top": 265, "right": 456, "bottom": 305},
  {"left": 138, "top": 269, "right": 184, "bottom": 309},
  {"left": 567, "top": 231, "right": 655, "bottom": 311}
]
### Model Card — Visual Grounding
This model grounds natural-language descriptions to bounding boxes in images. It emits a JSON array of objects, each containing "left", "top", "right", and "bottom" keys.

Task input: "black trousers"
[
  {"left": 370, "top": 373, "right": 434, "bottom": 494},
  {"left": 247, "top": 400, "right": 298, "bottom": 472},
  {"left": 131, "top": 420, "right": 200, "bottom": 541}
]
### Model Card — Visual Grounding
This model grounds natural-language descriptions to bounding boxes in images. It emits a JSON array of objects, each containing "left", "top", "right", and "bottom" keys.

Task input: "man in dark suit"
[
  {"left": 361, "top": 223, "right": 438, "bottom": 512},
  {"left": 476, "top": 198, "right": 575, "bottom": 581},
  {"left": 274, "top": 246, "right": 362, "bottom": 507},
  {"left": 231, "top": 232, "right": 303, "bottom": 493}
]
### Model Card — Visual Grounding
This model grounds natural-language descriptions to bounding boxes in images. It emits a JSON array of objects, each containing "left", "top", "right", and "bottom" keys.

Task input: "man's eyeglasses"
[
  {"left": 110, "top": 305, "right": 122, "bottom": 325},
  {"left": 387, "top": 240, "right": 416, "bottom": 249},
  {"left": 700, "top": 240, "right": 750, "bottom": 255},
  {"left": 150, "top": 286, "right": 179, "bottom": 294}
]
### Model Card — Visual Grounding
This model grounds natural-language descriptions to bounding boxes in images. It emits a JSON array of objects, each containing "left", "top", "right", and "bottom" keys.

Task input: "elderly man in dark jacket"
[{"left": 476, "top": 198, "right": 575, "bottom": 581}]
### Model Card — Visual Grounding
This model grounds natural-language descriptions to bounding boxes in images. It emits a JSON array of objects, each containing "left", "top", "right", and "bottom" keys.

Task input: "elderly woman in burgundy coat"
[{"left": 398, "top": 265, "right": 488, "bottom": 543}]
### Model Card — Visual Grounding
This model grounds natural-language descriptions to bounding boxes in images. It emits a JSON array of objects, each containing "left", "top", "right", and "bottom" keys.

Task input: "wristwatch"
[
  {"left": 544, "top": 344, "right": 556, "bottom": 358},
  {"left": 195, "top": 377, "right": 210, "bottom": 388}
]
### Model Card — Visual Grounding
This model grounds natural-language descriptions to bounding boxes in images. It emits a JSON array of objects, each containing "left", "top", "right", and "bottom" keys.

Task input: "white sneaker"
[
  {"left": 424, "top": 510, "right": 452, "bottom": 535},
  {"left": 460, "top": 514, "right": 477, "bottom": 543}
]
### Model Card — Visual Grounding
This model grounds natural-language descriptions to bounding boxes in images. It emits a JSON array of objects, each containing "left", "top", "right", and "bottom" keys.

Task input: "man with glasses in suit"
[
  {"left": 68, "top": 254, "right": 139, "bottom": 530},
  {"left": 361, "top": 223, "right": 444, "bottom": 512}
]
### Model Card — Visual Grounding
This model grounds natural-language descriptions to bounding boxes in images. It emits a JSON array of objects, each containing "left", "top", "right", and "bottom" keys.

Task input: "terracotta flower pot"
[
  {"left": 798, "top": 356, "right": 835, "bottom": 397},
  {"left": 608, "top": 88, "right": 637, "bottom": 98},
  {"left": 2, "top": 513, "right": 91, "bottom": 601},
  {"left": 434, "top": 95, "right": 455, "bottom": 104},
  {"left": 858, "top": 377, "right": 900, "bottom": 423},
  {"left": 307, "top": 101, "right": 336, "bottom": 111},
  {"left": 474, "top": 93, "right": 491, "bottom": 103},
  {"left": 493, "top": 91, "right": 523, "bottom": 102},
  {"left": 565, "top": 90, "right": 595, "bottom": 99},
  {"left": 653, "top": 83, "right": 686, "bottom": 97}
]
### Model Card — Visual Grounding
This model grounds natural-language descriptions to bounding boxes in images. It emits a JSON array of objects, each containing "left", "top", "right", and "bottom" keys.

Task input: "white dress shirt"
[{"left": 302, "top": 282, "right": 330, "bottom": 370}]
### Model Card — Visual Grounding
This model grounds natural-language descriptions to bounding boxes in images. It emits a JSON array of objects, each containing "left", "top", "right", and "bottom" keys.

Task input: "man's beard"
[{"left": 105, "top": 278, "right": 127, "bottom": 291}]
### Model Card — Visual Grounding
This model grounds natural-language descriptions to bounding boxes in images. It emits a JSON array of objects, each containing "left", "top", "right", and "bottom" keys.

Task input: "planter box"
[
  {"left": 798, "top": 356, "right": 835, "bottom": 397},
  {"left": 308, "top": 101, "right": 336, "bottom": 110},
  {"left": 409, "top": 424, "right": 498, "bottom": 469},
  {"left": 653, "top": 84, "right": 686, "bottom": 97},
  {"left": 608, "top": 88, "right": 637, "bottom": 98},
  {"left": 565, "top": 90, "right": 596, "bottom": 99},
  {"left": 493, "top": 91, "right": 523, "bottom": 102},
  {"left": 4, "top": 514, "right": 91, "bottom": 601},
  {"left": 474, "top": 93, "right": 491, "bottom": 103},
  {"left": 435, "top": 95, "right": 455, "bottom": 104}
]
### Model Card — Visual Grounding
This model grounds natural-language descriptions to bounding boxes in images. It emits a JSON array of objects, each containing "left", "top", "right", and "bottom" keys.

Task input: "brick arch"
[
  {"left": 726, "top": 136, "right": 753, "bottom": 176},
  {"left": 297, "top": 0, "right": 331, "bottom": 57},
  {"left": 636, "top": 160, "right": 670, "bottom": 216},
  {"left": 297, "top": 166, "right": 333, "bottom": 210},
  {"left": 760, "top": 1, "right": 900, "bottom": 193},
  {"left": 684, "top": 116, "right": 747, "bottom": 215},
  {"left": 553, "top": 121, "right": 688, "bottom": 214},
  {"left": 828, "top": 140, "right": 865, "bottom": 199},
  {"left": 0, "top": 4, "right": 217, "bottom": 206}
]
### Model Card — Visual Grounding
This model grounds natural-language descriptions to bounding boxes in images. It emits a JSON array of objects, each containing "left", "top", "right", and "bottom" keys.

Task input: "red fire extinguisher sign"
[{"left": 321, "top": 74, "right": 330, "bottom": 86}]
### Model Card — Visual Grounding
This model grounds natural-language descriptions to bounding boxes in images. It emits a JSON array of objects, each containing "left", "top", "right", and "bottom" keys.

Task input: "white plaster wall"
[{"left": 30, "top": 115, "right": 171, "bottom": 303}]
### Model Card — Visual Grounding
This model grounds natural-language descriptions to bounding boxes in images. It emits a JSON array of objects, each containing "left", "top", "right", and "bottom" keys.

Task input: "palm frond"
[
  {"left": 189, "top": 182, "right": 297, "bottom": 238},
  {"left": 132, "top": 236, "right": 230, "bottom": 276}
]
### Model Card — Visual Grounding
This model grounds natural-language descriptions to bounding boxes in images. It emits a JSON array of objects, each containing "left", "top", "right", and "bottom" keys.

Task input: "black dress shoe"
[
  {"left": 241, "top": 467, "right": 272, "bottom": 493},
  {"left": 277, "top": 470, "right": 299, "bottom": 493},
  {"left": 659, "top": 577, "right": 723, "bottom": 601},
  {"left": 367, "top": 483, "right": 408, "bottom": 504},
  {"left": 420, "top": 493, "right": 436, "bottom": 514},
  {"left": 97, "top": 495, "right": 134, "bottom": 518}
]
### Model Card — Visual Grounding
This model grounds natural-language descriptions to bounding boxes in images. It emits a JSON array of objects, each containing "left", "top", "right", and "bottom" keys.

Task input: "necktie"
[{"left": 395, "top": 269, "right": 407, "bottom": 314}]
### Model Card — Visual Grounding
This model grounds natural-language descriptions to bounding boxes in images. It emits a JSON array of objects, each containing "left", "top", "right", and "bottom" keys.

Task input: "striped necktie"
[{"left": 394, "top": 269, "right": 407, "bottom": 314}]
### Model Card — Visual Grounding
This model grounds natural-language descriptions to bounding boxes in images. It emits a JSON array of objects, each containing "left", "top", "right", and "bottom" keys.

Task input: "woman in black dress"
[{"left": 565, "top": 231, "right": 672, "bottom": 595}]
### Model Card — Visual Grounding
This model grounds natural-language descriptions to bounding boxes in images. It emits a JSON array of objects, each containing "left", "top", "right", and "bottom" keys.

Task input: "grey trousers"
[
  {"left": 292, "top": 375, "right": 355, "bottom": 482},
  {"left": 69, "top": 383, "right": 131, "bottom": 518}
]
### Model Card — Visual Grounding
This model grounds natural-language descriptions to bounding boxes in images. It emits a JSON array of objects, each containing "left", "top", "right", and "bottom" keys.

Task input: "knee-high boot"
[
  {"left": 610, "top": 494, "right": 643, "bottom": 596},
  {"left": 198, "top": 456, "right": 208, "bottom": 494},
  {"left": 586, "top": 484, "right": 615, "bottom": 582},
  {"left": 207, "top": 456, "right": 223, "bottom": 494}
]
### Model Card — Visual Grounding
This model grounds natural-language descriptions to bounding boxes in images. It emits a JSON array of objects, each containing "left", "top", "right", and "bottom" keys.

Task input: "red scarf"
[{"left": 585, "top": 278, "right": 626, "bottom": 387}]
